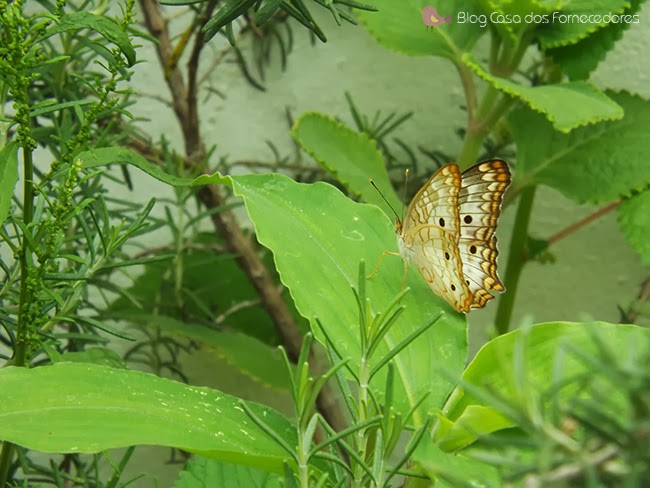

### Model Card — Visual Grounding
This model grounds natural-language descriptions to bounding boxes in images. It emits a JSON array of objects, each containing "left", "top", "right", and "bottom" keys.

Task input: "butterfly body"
[{"left": 396, "top": 160, "right": 511, "bottom": 313}]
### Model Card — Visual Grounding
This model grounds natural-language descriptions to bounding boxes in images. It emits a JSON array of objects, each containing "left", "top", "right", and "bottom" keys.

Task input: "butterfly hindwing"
[{"left": 458, "top": 160, "right": 511, "bottom": 308}]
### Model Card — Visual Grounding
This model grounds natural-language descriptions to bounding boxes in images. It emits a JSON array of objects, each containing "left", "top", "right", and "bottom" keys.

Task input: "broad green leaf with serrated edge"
[
  {"left": 43, "top": 12, "right": 136, "bottom": 66},
  {"left": 413, "top": 435, "right": 500, "bottom": 487},
  {"left": 475, "top": 0, "right": 558, "bottom": 43},
  {"left": 509, "top": 91, "right": 650, "bottom": 203},
  {"left": 440, "top": 322, "right": 650, "bottom": 450},
  {"left": 174, "top": 456, "right": 281, "bottom": 488},
  {"left": 536, "top": 0, "right": 630, "bottom": 49},
  {"left": 291, "top": 112, "right": 401, "bottom": 216},
  {"left": 618, "top": 190, "right": 650, "bottom": 265},
  {"left": 0, "top": 363, "right": 294, "bottom": 472},
  {"left": 546, "top": 0, "right": 643, "bottom": 80},
  {"left": 192, "top": 172, "right": 467, "bottom": 425},
  {"left": 122, "top": 313, "right": 290, "bottom": 391},
  {"left": 357, "top": 0, "right": 484, "bottom": 59},
  {"left": 464, "top": 54, "right": 623, "bottom": 132},
  {"left": 0, "top": 141, "right": 19, "bottom": 227}
]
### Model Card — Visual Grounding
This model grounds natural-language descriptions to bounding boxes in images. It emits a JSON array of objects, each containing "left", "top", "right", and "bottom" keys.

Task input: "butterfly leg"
[
  {"left": 400, "top": 261, "right": 408, "bottom": 290},
  {"left": 367, "top": 250, "right": 400, "bottom": 279}
]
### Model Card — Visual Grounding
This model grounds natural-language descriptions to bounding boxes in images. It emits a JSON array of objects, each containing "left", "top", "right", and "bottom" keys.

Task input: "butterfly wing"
[
  {"left": 399, "top": 164, "right": 473, "bottom": 312},
  {"left": 405, "top": 225, "right": 474, "bottom": 312},
  {"left": 457, "top": 159, "right": 511, "bottom": 309}
]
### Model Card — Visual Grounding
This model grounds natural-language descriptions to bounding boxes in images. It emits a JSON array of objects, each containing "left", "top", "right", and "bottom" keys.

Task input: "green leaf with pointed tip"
[
  {"left": 43, "top": 12, "right": 136, "bottom": 66},
  {"left": 0, "top": 141, "right": 19, "bottom": 227},
  {"left": 618, "top": 190, "right": 650, "bottom": 266},
  {"left": 357, "top": 0, "right": 484, "bottom": 59},
  {"left": 464, "top": 54, "right": 623, "bottom": 132},
  {"left": 291, "top": 112, "right": 401, "bottom": 217},
  {"left": 440, "top": 321, "right": 650, "bottom": 449},
  {"left": 174, "top": 456, "right": 282, "bottom": 488},
  {"left": 509, "top": 91, "right": 650, "bottom": 203},
  {"left": 196, "top": 172, "right": 467, "bottom": 424},
  {"left": 545, "top": 0, "right": 643, "bottom": 80},
  {"left": 0, "top": 363, "right": 294, "bottom": 472},
  {"left": 77, "top": 147, "right": 195, "bottom": 187},
  {"left": 436, "top": 405, "right": 510, "bottom": 451}
]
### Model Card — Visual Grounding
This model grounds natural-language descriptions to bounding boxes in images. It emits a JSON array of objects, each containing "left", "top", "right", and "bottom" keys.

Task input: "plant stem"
[
  {"left": 353, "top": 356, "right": 370, "bottom": 485},
  {"left": 456, "top": 125, "right": 485, "bottom": 169},
  {"left": 547, "top": 201, "right": 621, "bottom": 245},
  {"left": 456, "top": 82, "right": 504, "bottom": 169},
  {"left": 15, "top": 144, "right": 34, "bottom": 367},
  {"left": 494, "top": 186, "right": 536, "bottom": 335},
  {"left": 0, "top": 27, "right": 34, "bottom": 487},
  {"left": 0, "top": 444, "right": 15, "bottom": 488}
]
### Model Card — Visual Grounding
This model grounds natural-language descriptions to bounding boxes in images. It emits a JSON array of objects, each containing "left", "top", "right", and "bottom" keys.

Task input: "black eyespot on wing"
[
  {"left": 466, "top": 280, "right": 470, "bottom": 285},
  {"left": 439, "top": 217, "right": 445, "bottom": 227},
  {"left": 470, "top": 245, "right": 477, "bottom": 254},
  {"left": 451, "top": 284, "right": 456, "bottom": 291},
  {"left": 445, "top": 251, "right": 450, "bottom": 260},
  {"left": 464, "top": 215, "right": 472, "bottom": 224}
]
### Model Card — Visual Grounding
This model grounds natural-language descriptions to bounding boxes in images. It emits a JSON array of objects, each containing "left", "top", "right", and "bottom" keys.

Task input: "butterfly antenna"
[{"left": 369, "top": 179, "right": 400, "bottom": 221}]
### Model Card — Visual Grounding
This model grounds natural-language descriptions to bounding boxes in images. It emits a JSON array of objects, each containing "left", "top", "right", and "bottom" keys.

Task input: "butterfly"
[{"left": 372, "top": 159, "right": 511, "bottom": 313}]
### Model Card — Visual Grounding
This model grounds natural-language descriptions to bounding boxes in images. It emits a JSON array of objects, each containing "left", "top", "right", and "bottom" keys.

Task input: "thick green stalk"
[
  {"left": 15, "top": 143, "right": 34, "bottom": 367},
  {"left": 494, "top": 186, "right": 537, "bottom": 335},
  {"left": 457, "top": 84, "right": 501, "bottom": 169}
]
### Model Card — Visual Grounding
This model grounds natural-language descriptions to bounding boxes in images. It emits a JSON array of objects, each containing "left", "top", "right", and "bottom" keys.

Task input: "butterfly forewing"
[
  {"left": 457, "top": 160, "right": 511, "bottom": 308},
  {"left": 401, "top": 164, "right": 461, "bottom": 236}
]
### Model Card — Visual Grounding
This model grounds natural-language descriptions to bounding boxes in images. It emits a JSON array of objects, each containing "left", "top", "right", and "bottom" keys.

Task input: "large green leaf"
[
  {"left": 175, "top": 456, "right": 281, "bottom": 488},
  {"left": 0, "top": 363, "right": 294, "bottom": 472},
  {"left": 508, "top": 91, "right": 650, "bottom": 203},
  {"left": 439, "top": 321, "right": 650, "bottom": 450},
  {"left": 465, "top": 54, "right": 623, "bottom": 132},
  {"left": 194, "top": 172, "right": 467, "bottom": 424},
  {"left": 413, "top": 435, "right": 500, "bottom": 487},
  {"left": 475, "top": 0, "right": 558, "bottom": 44},
  {"left": 545, "top": 0, "right": 644, "bottom": 80},
  {"left": 357, "top": 0, "right": 484, "bottom": 60},
  {"left": 535, "top": 0, "right": 629, "bottom": 48},
  {"left": 291, "top": 112, "right": 401, "bottom": 216},
  {"left": 618, "top": 189, "right": 650, "bottom": 266}
]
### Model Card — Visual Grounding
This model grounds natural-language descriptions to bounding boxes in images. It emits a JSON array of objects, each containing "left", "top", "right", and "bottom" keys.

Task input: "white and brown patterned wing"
[
  {"left": 399, "top": 164, "right": 473, "bottom": 312},
  {"left": 401, "top": 224, "right": 473, "bottom": 312},
  {"left": 457, "top": 159, "right": 511, "bottom": 309},
  {"left": 400, "top": 164, "right": 462, "bottom": 237}
]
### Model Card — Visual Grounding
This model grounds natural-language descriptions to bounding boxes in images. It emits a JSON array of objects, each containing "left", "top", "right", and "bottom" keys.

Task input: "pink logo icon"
[{"left": 422, "top": 6, "right": 452, "bottom": 29}]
